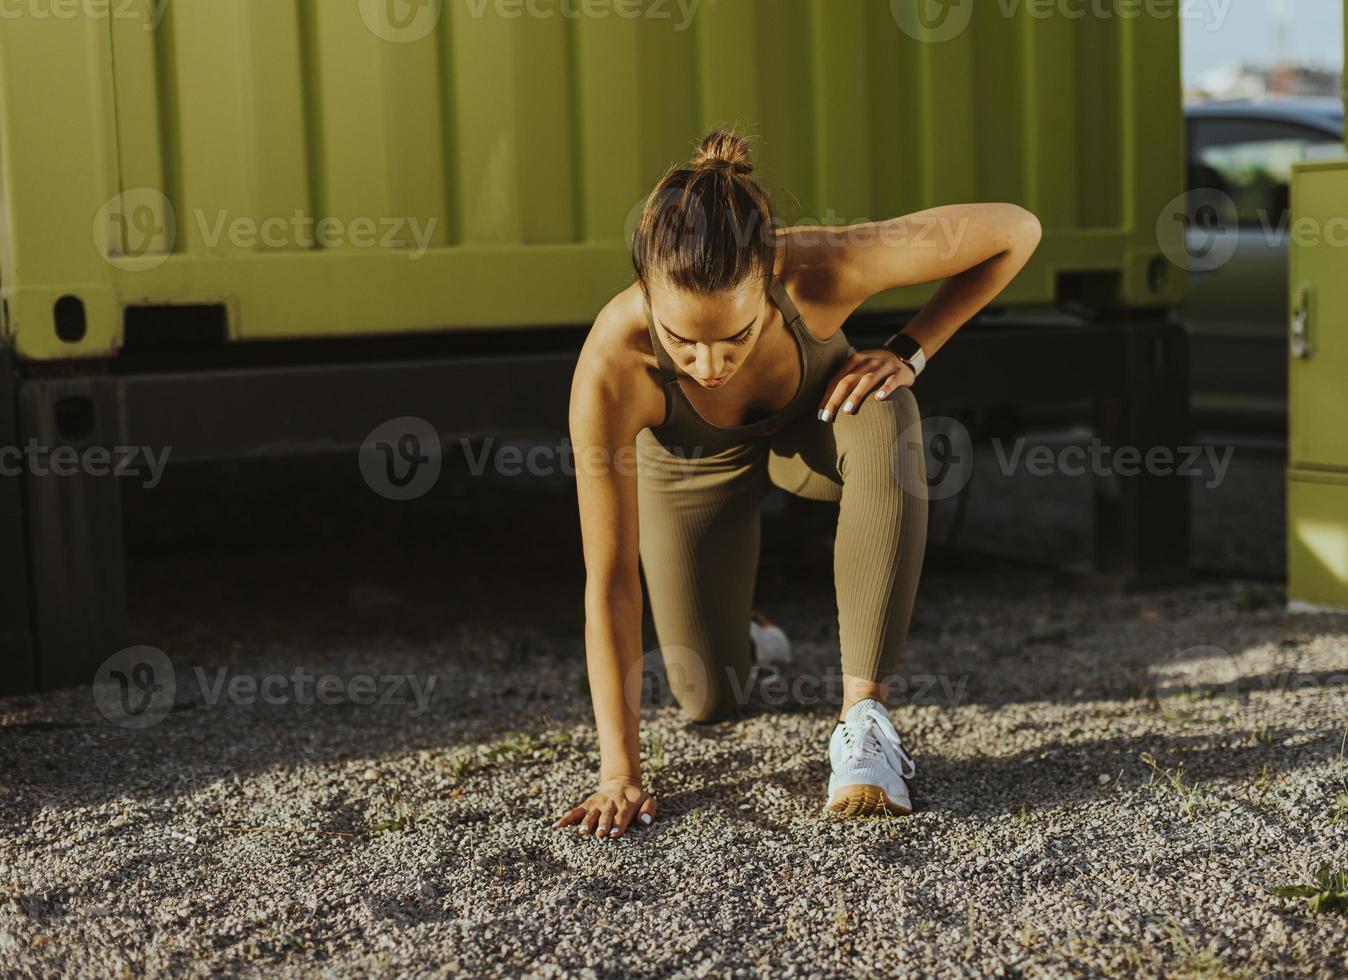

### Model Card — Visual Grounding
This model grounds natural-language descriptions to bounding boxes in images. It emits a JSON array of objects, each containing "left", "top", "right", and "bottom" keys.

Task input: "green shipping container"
[
  {"left": 1287, "top": 158, "right": 1348, "bottom": 613},
  {"left": 0, "top": 0, "right": 1184, "bottom": 361}
]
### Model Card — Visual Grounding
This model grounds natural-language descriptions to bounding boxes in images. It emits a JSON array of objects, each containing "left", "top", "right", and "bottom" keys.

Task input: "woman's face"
[{"left": 647, "top": 278, "right": 767, "bottom": 390}]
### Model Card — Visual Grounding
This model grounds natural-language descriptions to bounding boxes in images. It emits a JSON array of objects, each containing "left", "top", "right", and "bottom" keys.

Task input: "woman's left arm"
[
  {"left": 814, "top": 202, "right": 1042, "bottom": 418},
  {"left": 839, "top": 202, "right": 1042, "bottom": 358}
]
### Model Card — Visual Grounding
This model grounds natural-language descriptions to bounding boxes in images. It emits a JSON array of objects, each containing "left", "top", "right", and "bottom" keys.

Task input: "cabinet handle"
[{"left": 1290, "top": 283, "right": 1312, "bottom": 360}]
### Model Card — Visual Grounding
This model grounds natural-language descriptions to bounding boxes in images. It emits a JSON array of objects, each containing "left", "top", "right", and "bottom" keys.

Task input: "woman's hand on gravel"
[{"left": 553, "top": 780, "right": 656, "bottom": 839}]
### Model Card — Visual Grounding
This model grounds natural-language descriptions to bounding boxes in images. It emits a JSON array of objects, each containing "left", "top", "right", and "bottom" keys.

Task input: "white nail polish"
[
  {"left": 819, "top": 409, "right": 830, "bottom": 422},
  {"left": 843, "top": 400, "right": 853, "bottom": 413},
  {"left": 640, "top": 813, "right": 652, "bottom": 825},
  {"left": 875, "top": 389, "right": 886, "bottom": 399}
]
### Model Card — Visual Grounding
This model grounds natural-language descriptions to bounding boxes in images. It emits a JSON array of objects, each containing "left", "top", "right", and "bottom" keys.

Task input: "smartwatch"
[{"left": 882, "top": 331, "right": 927, "bottom": 378}]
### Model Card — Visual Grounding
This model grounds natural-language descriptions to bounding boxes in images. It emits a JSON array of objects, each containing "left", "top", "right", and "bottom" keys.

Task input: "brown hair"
[{"left": 631, "top": 129, "right": 777, "bottom": 298}]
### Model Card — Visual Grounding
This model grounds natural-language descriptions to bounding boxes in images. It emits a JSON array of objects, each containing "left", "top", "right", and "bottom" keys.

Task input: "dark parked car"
[{"left": 1183, "top": 97, "right": 1345, "bottom": 426}]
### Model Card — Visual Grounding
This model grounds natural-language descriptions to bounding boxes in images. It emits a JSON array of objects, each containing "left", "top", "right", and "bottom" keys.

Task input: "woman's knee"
[
  {"left": 662, "top": 654, "right": 745, "bottom": 724},
  {"left": 672, "top": 676, "right": 741, "bottom": 724},
  {"left": 835, "top": 386, "right": 923, "bottom": 467}
]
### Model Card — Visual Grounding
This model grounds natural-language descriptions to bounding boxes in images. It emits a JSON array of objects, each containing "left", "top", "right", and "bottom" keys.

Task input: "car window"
[{"left": 1188, "top": 118, "right": 1343, "bottom": 228}]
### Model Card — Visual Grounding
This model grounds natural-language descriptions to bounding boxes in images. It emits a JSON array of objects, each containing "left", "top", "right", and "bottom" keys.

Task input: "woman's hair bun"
[{"left": 691, "top": 129, "right": 754, "bottom": 176}]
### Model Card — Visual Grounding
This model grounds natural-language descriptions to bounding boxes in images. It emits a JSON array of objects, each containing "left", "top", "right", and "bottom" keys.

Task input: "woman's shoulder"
[
  {"left": 772, "top": 231, "right": 854, "bottom": 344},
  {"left": 571, "top": 282, "right": 667, "bottom": 435}
]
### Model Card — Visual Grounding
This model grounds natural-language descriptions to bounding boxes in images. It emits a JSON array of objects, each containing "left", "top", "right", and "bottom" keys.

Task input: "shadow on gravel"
[{"left": 2, "top": 454, "right": 1342, "bottom": 833}]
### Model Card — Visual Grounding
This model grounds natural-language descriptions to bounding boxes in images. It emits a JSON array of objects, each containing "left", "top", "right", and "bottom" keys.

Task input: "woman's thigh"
[
  {"left": 635, "top": 430, "right": 769, "bottom": 722},
  {"left": 767, "top": 386, "right": 925, "bottom": 500}
]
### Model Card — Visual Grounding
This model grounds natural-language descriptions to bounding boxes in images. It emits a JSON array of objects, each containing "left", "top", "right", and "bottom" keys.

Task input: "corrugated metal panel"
[{"left": 0, "top": 0, "right": 1185, "bottom": 360}]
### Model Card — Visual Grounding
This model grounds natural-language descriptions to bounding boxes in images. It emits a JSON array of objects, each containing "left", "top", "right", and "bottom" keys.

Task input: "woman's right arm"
[{"left": 554, "top": 300, "right": 662, "bottom": 839}]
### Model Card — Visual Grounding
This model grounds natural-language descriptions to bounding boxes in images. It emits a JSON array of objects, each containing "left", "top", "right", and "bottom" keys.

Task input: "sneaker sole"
[{"left": 825, "top": 783, "right": 911, "bottom": 817}]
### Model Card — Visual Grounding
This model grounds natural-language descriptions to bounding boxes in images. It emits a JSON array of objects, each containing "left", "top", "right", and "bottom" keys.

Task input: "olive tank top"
[{"left": 643, "top": 275, "right": 853, "bottom": 456}]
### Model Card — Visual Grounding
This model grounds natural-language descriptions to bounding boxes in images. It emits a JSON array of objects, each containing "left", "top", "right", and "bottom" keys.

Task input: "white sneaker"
[
  {"left": 825, "top": 698, "right": 915, "bottom": 816},
  {"left": 749, "top": 611, "right": 792, "bottom": 669}
]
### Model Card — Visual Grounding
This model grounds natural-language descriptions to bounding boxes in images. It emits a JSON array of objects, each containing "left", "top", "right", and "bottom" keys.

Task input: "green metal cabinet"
[
  {"left": 1287, "top": 158, "right": 1348, "bottom": 611},
  {"left": 0, "top": 0, "right": 1185, "bottom": 361}
]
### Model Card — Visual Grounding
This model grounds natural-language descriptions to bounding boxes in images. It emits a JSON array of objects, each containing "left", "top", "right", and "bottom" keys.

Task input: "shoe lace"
[{"left": 841, "top": 704, "right": 916, "bottom": 781}]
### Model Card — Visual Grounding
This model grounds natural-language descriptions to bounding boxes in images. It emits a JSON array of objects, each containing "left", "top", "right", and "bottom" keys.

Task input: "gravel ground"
[{"left": 1, "top": 426, "right": 1346, "bottom": 978}]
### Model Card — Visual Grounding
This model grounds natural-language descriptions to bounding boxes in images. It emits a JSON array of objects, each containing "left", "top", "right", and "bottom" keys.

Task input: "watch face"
[{"left": 887, "top": 334, "right": 922, "bottom": 360}]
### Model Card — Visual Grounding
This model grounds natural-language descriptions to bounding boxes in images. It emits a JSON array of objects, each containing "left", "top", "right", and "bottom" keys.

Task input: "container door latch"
[{"left": 1290, "top": 283, "right": 1313, "bottom": 360}]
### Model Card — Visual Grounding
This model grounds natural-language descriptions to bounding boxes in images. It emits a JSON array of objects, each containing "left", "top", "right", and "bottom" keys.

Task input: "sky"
[{"left": 1183, "top": 0, "right": 1344, "bottom": 83}]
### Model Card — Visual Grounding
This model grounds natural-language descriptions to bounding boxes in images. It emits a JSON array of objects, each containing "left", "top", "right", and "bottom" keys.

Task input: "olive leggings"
[{"left": 635, "top": 386, "right": 928, "bottom": 722}]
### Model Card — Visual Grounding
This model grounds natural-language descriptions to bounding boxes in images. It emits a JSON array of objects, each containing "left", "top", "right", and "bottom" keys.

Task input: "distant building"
[{"left": 1186, "top": 62, "right": 1344, "bottom": 102}]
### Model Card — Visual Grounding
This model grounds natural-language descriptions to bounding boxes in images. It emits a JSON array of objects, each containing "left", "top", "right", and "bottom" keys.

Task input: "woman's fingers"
[
  {"left": 817, "top": 354, "right": 865, "bottom": 421},
  {"left": 578, "top": 806, "right": 599, "bottom": 836},
  {"left": 553, "top": 805, "right": 585, "bottom": 829},
  {"left": 819, "top": 353, "right": 911, "bottom": 421},
  {"left": 836, "top": 367, "right": 890, "bottom": 415},
  {"left": 839, "top": 373, "right": 879, "bottom": 414},
  {"left": 610, "top": 801, "right": 635, "bottom": 838},
  {"left": 637, "top": 795, "right": 657, "bottom": 827},
  {"left": 874, "top": 364, "right": 913, "bottom": 399},
  {"left": 595, "top": 801, "right": 617, "bottom": 838},
  {"left": 558, "top": 791, "right": 657, "bottom": 839}
]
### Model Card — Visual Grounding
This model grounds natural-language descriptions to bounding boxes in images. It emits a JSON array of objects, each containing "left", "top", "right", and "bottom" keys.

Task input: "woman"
[{"left": 557, "top": 130, "right": 1041, "bottom": 838}]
